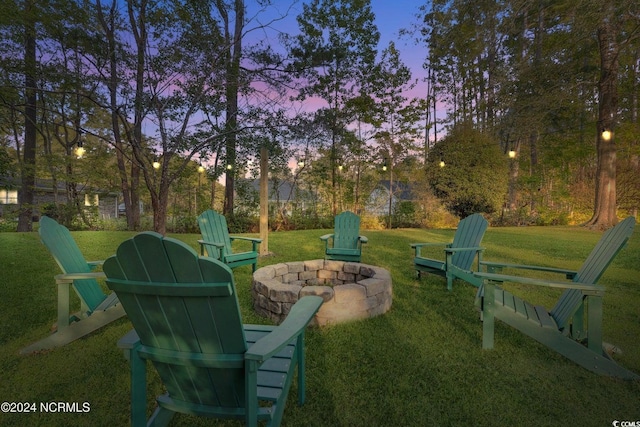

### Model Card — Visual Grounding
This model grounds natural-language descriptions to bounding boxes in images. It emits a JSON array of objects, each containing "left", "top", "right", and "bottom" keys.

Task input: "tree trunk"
[
  {"left": 18, "top": 0, "right": 37, "bottom": 232},
  {"left": 97, "top": 0, "right": 133, "bottom": 226},
  {"left": 507, "top": 139, "right": 520, "bottom": 211},
  {"left": 528, "top": 130, "right": 539, "bottom": 214},
  {"left": 152, "top": 171, "right": 170, "bottom": 235},
  {"left": 587, "top": 15, "right": 619, "bottom": 229},
  {"left": 127, "top": 0, "right": 146, "bottom": 231},
  {"left": 259, "top": 146, "right": 269, "bottom": 255},
  {"left": 221, "top": 0, "right": 244, "bottom": 217}
]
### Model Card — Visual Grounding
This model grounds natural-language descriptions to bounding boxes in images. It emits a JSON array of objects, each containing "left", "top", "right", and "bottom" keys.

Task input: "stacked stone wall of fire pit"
[{"left": 252, "top": 259, "right": 392, "bottom": 326}]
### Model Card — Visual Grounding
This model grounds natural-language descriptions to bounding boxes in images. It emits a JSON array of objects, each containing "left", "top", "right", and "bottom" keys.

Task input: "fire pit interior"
[{"left": 252, "top": 259, "right": 392, "bottom": 326}]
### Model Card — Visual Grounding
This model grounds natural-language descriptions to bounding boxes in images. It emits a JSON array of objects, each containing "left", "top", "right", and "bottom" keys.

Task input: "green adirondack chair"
[
  {"left": 197, "top": 210, "right": 262, "bottom": 272},
  {"left": 474, "top": 216, "right": 638, "bottom": 379},
  {"left": 410, "top": 213, "right": 488, "bottom": 290},
  {"left": 103, "top": 232, "right": 323, "bottom": 427},
  {"left": 320, "top": 211, "right": 368, "bottom": 262},
  {"left": 20, "top": 216, "right": 125, "bottom": 355}
]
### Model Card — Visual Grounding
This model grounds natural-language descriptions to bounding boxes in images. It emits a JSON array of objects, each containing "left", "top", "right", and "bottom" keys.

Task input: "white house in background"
[
  {"left": 366, "top": 180, "right": 415, "bottom": 216},
  {"left": 243, "top": 178, "right": 314, "bottom": 215},
  {"left": 0, "top": 175, "right": 120, "bottom": 219}
]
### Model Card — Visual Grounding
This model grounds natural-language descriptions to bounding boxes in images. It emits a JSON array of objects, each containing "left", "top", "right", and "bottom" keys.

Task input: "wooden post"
[{"left": 259, "top": 146, "right": 269, "bottom": 255}]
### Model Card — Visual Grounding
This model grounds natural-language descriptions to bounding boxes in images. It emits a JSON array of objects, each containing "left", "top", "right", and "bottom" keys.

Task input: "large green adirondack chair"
[
  {"left": 197, "top": 210, "right": 262, "bottom": 272},
  {"left": 103, "top": 232, "right": 323, "bottom": 427},
  {"left": 410, "top": 213, "right": 488, "bottom": 290},
  {"left": 20, "top": 216, "right": 125, "bottom": 355},
  {"left": 320, "top": 211, "right": 368, "bottom": 262},
  {"left": 474, "top": 216, "right": 638, "bottom": 379}
]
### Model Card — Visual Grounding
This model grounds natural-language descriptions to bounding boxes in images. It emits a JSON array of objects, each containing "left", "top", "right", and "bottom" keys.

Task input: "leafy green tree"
[
  {"left": 415, "top": 0, "right": 640, "bottom": 226},
  {"left": 428, "top": 125, "right": 509, "bottom": 218},
  {"left": 287, "top": 0, "right": 379, "bottom": 215},
  {"left": 0, "top": 145, "right": 14, "bottom": 178},
  {"left": 369, "top": 41, "right": 421, "bottom": 227}
]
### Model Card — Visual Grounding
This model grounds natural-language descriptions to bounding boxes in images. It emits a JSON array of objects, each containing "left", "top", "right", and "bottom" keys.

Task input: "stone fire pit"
[{"left": 252, "top": 259, "right": 392, "bottom": 326}]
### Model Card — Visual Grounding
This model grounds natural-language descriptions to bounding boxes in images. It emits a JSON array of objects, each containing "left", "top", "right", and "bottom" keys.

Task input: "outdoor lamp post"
[
  {"left": 381, "top": 159, "right": 392, "bottom": 229},
  {"left": 601, "top": 129, "right": 612, "bottom": 141},
  {"left": 196, "top": 164, "right": 205, "bottom": 214}
]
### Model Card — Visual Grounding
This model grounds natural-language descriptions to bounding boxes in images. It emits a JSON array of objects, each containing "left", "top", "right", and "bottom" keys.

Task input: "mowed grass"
[{"left": 0, "top": 223, "right": 639, "bottom": 426}]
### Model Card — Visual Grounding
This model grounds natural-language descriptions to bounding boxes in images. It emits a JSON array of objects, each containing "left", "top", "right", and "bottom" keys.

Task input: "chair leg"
[
  {"left": 245, "top": 360, "right": 259, "bottom": 427},
  {"left": 128, "top": 346, "right": 148, "bottom": 427},
  {"left": 586, "top": 295, "right": 603, "bottom": 354},
  {"left": 147, "top": 407, "right": 174, "bottom": 427},
  {"left": 297, "top": 333, "right": 306, "bottom": 406},
  {"left": 482, "top": 282, "right": 496, "bottom": 349},
  {"left": 57, "top": 280, "right": 71, "bottom": 331}
]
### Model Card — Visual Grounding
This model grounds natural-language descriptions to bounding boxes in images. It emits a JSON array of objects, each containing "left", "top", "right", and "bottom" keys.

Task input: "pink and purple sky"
[{"left": 249, "top": 0, "right": 429, "bottom": 94}]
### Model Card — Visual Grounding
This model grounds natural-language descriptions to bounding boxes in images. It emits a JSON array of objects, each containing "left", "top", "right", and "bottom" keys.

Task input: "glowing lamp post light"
[
  {"left": 601, "top": 129, "right": 612, "bottom": 141},
  {"left": 195, "top": 164, "right": 205, "bottom": 214},
  {"left": 380, "top": 159, "right": 392, "bottom": 229},
  {"left": 75, "top": 141, "right": 85, "bottom": 159}
]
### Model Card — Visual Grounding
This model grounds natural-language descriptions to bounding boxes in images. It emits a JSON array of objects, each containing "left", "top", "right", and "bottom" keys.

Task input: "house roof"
[
  {"left": 245, "top": 179, "right": 311, "bottom": 201},
  {"left": 1, "top": 175, "right": 118, "bottom": 195},
  {"left": 377, "top": 180, "right": 415, "bottom": 201}
]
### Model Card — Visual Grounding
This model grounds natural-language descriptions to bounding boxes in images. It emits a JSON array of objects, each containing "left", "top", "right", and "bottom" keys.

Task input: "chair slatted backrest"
[
  {"left": 450, "top": 213, "right": 488, "bottom": 270},
  {"left": 103, "top": 232, "right": 248, "bottom": 408},
  {"left": 550, "top": 217, "right": 635, "bottom": 328},
  {"left": 197, "top": 210, "right": 232, "bottom": 259},
  {"left": 333, "top": 211, "right": 361, "bottom": 250},
  {"left": 39, "top": 216, "right": 107, "bottom": 311}
]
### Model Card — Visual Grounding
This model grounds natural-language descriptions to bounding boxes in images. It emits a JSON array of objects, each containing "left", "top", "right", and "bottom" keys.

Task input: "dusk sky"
[
  {"left": 243, "top": 0, "right": 431, "bottom": 171},
  {"left": 249, "top": 0, "right": 429, "bottom": 95},
  {"left": 371, "top": 0, "right": 427, "bottom": 85}
]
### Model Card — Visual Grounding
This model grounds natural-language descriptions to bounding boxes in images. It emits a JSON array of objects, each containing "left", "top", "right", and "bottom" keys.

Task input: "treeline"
[{"left": 0, "top": 0, "right": 638, "bottom": 233}]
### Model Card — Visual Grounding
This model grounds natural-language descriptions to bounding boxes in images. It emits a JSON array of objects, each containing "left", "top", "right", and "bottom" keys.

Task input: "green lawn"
[{"left": 0, "top": 224, "right": 639, "bottom": 426}]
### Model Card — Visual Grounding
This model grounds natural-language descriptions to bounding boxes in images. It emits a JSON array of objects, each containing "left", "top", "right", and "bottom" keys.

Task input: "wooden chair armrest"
[
  {"left": 54, "top": 272, "right": 106, "bottom": 283},
  {"left": 410, "top": 242, "right": 446, "bottom": 257},
  {"left": 410, "top": 242, "right": 447, "bottom": 248},
  {"left": 117, "top": 329, "right": 141, "bottom": 352},
  {"left": 229, "top": 236, "right": 262, "bottom": 243},
  {"left": 197, "top": 239, "right": 225, "bottom": 248},
  {"left": 445, "top": 246, "right": 484, "bottom": 253},
  {"left": 359, "top": 236, "right": 368, "bottom": 244},
  {"left": 320, "top": 234, "right": 334, "bottom": 241},
  {"left": 229, "top": 236, "right": 262, "bottom": 251},
  {"left": 87, "top": 260, "right": 104, "bottom": 271},
  {"left": 245, "top": 296, "right": 323, "bottom": 362},
  {"left": 479, "top": 260, "right": 577, "bottom": 279},
  {"left": 197, "top": 239, "right": 225, "bottom": 257},
  {"left": 474, "top": 272, "right": 605, "bottom": 294}
]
